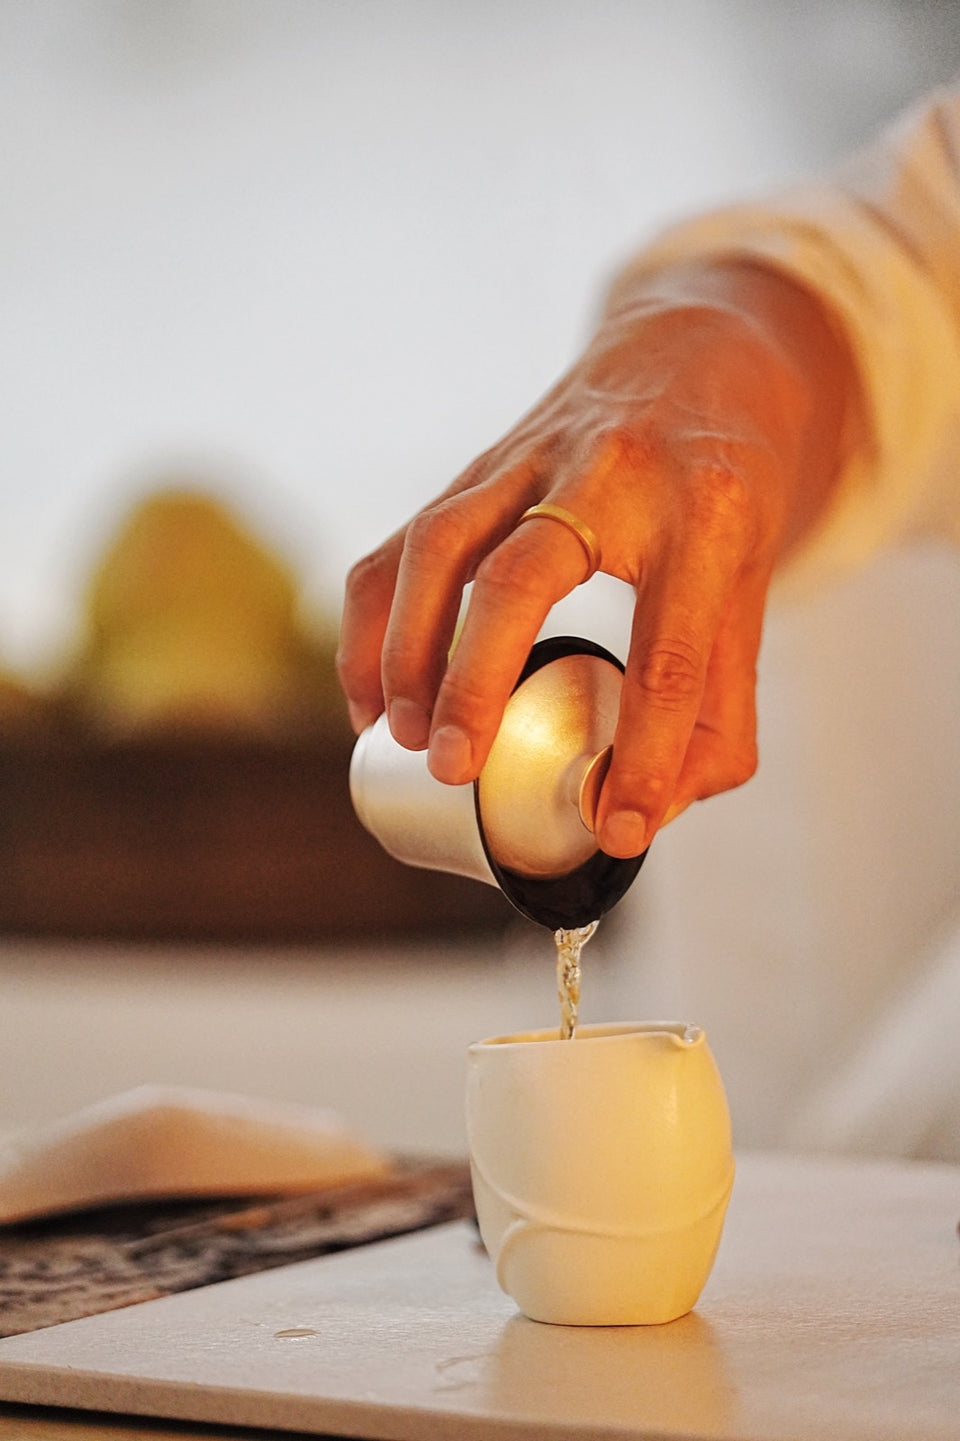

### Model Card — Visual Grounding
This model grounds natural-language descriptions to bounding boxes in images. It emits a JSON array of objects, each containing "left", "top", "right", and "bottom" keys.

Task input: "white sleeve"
[{"left": 620, "top": 84, "right": 960, "bottom": 592}]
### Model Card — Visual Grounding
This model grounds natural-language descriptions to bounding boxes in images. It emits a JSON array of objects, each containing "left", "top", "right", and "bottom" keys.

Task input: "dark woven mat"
[{"left": 0, "top": 1159, "right": 475, "bottom": 1338}]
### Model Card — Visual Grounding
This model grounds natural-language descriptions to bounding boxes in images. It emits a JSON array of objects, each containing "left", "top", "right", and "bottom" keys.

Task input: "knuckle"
[
  {"left": 344, "top": 544, "right": 394, "bottom": 603},
  {"left": 595, "top": 422, "right": 662, "bottom": 477},
  {"left": 689, "top": 463, "right": 754, "bottom": 541},
  {"left": 405, "top": 501, "right": 473, "bottom": 564},
  {"left": 378, "top": 633, "right": 416, "bottom": 686},
  {"left": 334, "top": 643, "right": 355, "bottom": 688},
  {"left": 637, "top": 639, "right": 704, "bottom": 710},
  {"left": 380, "top": 626, "right": 439, "bottom": 696},
  {"left": 334, "top": 642, "right": 378, "bottom": 715},
  {"left": 613, "top": 764, "right": 673, "bottom": 816},
  {"left": 474, "top": 537, "right": 550, "bottom": 603},
  {"left": 438, "top": 669, "right": 499, "bottom": 728},
  {"left": 442, "top": 672, "right": 488, "bottom": 710},
  {"left": 722, "top": 739, "right": 759, "bottom": 790},
  {"left": 693, "top": 737, "right": 759, "bottom": 801}
]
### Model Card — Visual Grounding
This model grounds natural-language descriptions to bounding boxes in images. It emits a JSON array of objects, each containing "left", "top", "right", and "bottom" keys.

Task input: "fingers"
[
  {"left": 425, "top": 511, "right": 598, "bottom": 782},
  {"left": 378, "top": 465, "right": 540, "bottom": 756},
  {"left": 595, "top": 559, "right": 769, "bottom": 857},
  {"left": 595, "top": 577, "right": 718, "bottom": 858},
  {"left": 338, "top": 454, "right": 532, "bottom": 740},
  {"left": 337, "top": 528, "right": 406, "bottom": 733},
  {"left": 669, "top": 565, "right": 770, "bottom": 811},
  {"left": 341, "top": 413, "right": 774, "bottom": 853}
]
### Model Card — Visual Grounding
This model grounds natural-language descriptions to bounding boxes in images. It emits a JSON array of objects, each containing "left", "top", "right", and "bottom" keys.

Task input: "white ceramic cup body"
[{"left": 466, "top": 1022, "right": 734, "bottom": 1326}]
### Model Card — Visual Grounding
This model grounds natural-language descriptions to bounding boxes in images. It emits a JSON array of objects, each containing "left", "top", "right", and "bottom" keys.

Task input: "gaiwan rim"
[{"left": 470, "top": 1021, "right": 705, "bottom": 1050}]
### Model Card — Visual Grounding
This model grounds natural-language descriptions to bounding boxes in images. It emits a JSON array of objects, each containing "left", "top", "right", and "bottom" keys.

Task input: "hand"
[{"left": 338, "top": 259, "right": 853, "bottom": 857}]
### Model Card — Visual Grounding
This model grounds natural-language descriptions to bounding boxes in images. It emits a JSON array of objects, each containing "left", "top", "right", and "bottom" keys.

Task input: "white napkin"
[{"left": 0, "top": 1085, "right": 391, "bottom": 1224}]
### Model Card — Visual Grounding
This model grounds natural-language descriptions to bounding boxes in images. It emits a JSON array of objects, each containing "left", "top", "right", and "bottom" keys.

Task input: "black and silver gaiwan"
[{"left": 349, "top": 636, "right": 647, "bottom": 930}]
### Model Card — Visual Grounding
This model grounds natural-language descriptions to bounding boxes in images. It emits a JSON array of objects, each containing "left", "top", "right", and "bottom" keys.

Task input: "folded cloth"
[{"left": 0, "top": 1085, "right": 391, "bottom": 1224}]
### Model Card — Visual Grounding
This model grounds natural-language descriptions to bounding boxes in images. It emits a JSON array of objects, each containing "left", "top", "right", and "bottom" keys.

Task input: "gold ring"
[{"left": 516, "top": 503, "right": 601, "bottom": 578}]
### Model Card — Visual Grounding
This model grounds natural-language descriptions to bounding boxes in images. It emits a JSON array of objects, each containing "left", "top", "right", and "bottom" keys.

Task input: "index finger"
[{"left": 426, "top": 510, "right": 597, "bottom": 783}]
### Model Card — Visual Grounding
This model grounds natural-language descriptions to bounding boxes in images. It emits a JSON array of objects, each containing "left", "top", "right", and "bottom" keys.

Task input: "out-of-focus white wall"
[
  {"left": 1, "top": 1, "right": 959, "bottom": 1158},
  {"left": 1, "top": 0, "right": 955, "bottom": 665}
]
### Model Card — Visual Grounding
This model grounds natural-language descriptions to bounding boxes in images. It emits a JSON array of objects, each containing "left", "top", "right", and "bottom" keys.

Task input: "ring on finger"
[{"left": 516, "top": 503, "right": 601, "bottom": 579}]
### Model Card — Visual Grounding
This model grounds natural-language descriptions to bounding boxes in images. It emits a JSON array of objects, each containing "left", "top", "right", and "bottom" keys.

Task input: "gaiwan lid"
[{"left": 475, "top": 636, "right": 647, "bottom": 931}]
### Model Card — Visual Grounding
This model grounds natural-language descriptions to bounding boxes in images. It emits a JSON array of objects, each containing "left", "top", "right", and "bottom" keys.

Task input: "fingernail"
[
  {"left": 388, "top": 697, "right": 431, "bottom": 749},
  {"left": 348, "top": 700, "right": 381, "bottom": 734},
  {"left": 599, "top": 810, "right": 649, "bottom": 858},
  {"left": 428, "top": 724, "right": 473, "bottom": 783}
]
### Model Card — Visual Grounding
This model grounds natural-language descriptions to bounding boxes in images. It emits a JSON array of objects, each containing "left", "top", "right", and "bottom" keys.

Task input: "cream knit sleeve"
[{"left": 616, "top": 85, "right": 960, "bottom": 592}]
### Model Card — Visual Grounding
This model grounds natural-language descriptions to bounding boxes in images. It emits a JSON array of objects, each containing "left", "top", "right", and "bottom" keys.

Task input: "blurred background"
[{"left": 1, "top": 0, "right": 959, "bottom": 1159}]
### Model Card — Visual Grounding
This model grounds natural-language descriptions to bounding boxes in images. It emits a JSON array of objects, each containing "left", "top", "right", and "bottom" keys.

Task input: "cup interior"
[{"left": 473, "top": 1021, "right": 704, "bottom": 1048}]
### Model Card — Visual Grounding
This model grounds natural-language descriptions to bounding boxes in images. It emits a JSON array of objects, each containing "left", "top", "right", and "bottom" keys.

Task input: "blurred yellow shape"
[{"left": 60, "top": 487, "right": 345, "bottom": 740}]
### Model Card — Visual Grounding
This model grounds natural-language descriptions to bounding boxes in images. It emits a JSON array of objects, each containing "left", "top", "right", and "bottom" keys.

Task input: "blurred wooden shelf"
[{"left": 0, "top": 732, "right": 511, "bottom": 945}]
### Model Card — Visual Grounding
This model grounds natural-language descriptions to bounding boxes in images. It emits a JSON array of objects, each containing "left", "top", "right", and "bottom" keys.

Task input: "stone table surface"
[{"left": 0, "top": 1151, "right": 958, "bottom": 1440}]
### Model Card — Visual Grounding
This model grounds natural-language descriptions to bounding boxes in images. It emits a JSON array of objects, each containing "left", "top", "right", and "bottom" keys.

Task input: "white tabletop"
[{"left": 0, "top": 1150, "right": 958, "bottom": 1441}]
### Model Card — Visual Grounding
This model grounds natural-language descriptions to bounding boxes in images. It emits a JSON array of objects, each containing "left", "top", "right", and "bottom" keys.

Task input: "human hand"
[{"left": 338, "top": 260, "right": 852, "bottom": 857}]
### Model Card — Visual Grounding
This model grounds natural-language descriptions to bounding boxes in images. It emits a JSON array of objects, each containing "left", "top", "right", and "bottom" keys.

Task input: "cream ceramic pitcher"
[{"left": 466, "top": 1022, "right": 735, "bottom": 1325}]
